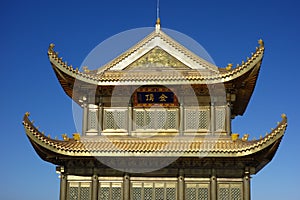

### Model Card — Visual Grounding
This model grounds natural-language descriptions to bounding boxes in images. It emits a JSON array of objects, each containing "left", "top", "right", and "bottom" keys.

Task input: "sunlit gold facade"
[{"left": 24, "top": 24, "right": 286, "bottom": 200}]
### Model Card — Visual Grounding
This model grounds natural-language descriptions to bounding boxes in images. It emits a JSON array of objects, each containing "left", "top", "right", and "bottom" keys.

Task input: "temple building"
[{"left": 23, "top": 20, "right": 287, "bottom": 200}]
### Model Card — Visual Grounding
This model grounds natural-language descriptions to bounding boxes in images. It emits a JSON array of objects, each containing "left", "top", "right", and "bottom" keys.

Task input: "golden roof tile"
[{"left": 23, "top": 113, "right": 286, "bottom": 158}]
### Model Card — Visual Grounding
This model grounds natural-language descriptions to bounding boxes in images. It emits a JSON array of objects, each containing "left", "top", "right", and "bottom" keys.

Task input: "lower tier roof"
[{"left": 23, "top": 113, "right": 287, "bottom": 160}]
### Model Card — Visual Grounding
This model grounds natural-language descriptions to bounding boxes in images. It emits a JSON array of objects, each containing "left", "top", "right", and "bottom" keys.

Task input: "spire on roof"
[{"left": 156, "top": 0, "right": 161, "bottom": 32}]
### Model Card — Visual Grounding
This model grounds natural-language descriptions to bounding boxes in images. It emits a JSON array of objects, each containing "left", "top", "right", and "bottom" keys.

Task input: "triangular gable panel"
[
  {"left": 125, "top": 46, "right": 191, "bottom": 70},
  {"left": 100, "top": 30, "right": 218, "bottom": 73}
]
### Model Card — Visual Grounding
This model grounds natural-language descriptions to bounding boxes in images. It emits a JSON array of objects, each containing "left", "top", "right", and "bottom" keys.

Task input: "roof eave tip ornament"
[
  {"left": 155, "top": 18, "right": 161, "bottom": 33},
  {"left": 258, "top": 39, "right": 264, "bottom": 48},
  {"left": 48, "top": 43, "right": 55, "bottom": 55}
]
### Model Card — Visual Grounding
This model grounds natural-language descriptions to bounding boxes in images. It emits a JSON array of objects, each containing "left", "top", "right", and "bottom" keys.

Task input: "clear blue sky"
[{"left": 1, "top": 0, "right": 299, "bottom": 199}]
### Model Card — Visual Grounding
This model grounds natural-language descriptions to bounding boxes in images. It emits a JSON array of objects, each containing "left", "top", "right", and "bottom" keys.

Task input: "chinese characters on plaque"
[{"left": 134, "top": 87, "right": 178, "bottom": 107}]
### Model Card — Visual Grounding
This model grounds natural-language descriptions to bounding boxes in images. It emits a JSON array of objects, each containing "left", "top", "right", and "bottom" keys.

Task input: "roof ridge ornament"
[
  {"left": 258, "top": 39, "right": 264, "bottom": 47},
  {"left": 155, "top": 0, "right": 161, "bottom": 33}
]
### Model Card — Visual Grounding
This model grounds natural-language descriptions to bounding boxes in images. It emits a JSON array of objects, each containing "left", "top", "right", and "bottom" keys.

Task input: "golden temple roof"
[{"left": 23, "top": 113, "right": 287, "bottom": 158}]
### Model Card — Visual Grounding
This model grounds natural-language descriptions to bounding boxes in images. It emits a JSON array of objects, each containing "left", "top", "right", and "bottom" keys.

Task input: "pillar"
[
  {"left": 178, "top": 170, "right": 184, "bottom": 200},
  {"left": 226, "top": 102, "right": 232, "bottom": 136},
  {"left": 60, "top": 174, "right": 67, "bottom": 200},
  {"left": 123, "top": 174, "right": 130, "bottom": 200},
  {"left": 128, "top": 104, "right": 132, "bottom": 136},
  {"left": 91, "top": 174, "right": 98, "bottom": 200},
  {"left": 180, "top": 103, "right": 184, "bottom": 135},
  {"left": 243, "top": 170, "right": 251, "bottom": 200},
  {"left": 210, "top": 169, "right": 217, "bottom": 200},
  {"left": 98, "top": 103, "right": 103, "bottom": 134},
  {"left": 210, "top": 102, "right": 215, "bottom": 135},
  {"left": 82, "top": 103, "right": 88, "bottom": 136}
]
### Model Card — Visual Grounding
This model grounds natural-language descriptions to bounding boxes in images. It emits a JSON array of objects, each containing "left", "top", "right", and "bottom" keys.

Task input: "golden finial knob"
[
  {"left": 226, "top": 63, "right": 233, "bottom": 71},
  {"left": 258, "top": 39, "right": 264, "bottom": 47},
  {"left": 156, "top": 18, "right": 161, "bottom": 25}
]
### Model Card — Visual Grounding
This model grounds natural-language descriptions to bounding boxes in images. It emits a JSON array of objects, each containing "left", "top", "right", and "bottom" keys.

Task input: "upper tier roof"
[{"left": 48, "top": 28, "right": 264, "bottom": 116}]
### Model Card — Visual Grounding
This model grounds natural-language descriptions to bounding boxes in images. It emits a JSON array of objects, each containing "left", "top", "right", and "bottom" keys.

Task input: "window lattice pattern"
[
  {"left": 68, "top": 182, "right": 91, "bottom": 200},
  {"left": 215, "top": 106, "right": 226, "bottom": 131},
  {"left": 98, "top": 187, "right": 110, "bottom": 200},
  {"left": 185, "top": 110, "right": 198, "bottom": 130},
  {"left": 157, "top": 111, "right": 166, "bottom": 129},
  {"left": 165, "top": 187, "right": 176, "bottom": 200},
  {"left": 111, "top": 187, "right": 122, "bottom": 200},
  {"left": 218, "top": 183, "right": 242, "bottom": 200},
  {"left": 88, "top": 110, "right": 98, "bottom": 130},
  {"left": 98, "top": 182, "right": 123, "bottom": 200},
  {"left": 185, "top": 107, "right": 210, "bottom": 131},
  {"left": 198, "top": 109, "right": 210, "bottom": 130},
  {"left": 155, "top": 187, "right": 164, "bottom": 200},
  {"left": 144, "top": 187, "right": 153, "bottom": 200},
  {"left": 145, "top": 111, "right": 155, "bottom": 129},
  {"left": 80, "top": 187, "right": 90, "bottom": 200},
  {"left": 135, "top": 110, "right": 144, "bottom": 129},
  {"left": 185, "top": 188, "right": 197, "bottom": 200},
  {"left": 198, "top": 188, "right": 209, "bottom": 200},
  {"left": 115, "top": 111, "right": 127, "bottom": 130},
  {"left": 134, "top": 109, "right": 178, "bottom": 131},
  {"left": 103, "top": 109, "right": 127, "bottom": 130},
  {"left": 131, "top": 182, "right": 176, "bottom": 200},
  {"left": 132, "top": 187, "right": 142, "bottom": 200},
  {"left": 104, "top": 111, "right": 114, "bottom": 130},
  {"left": 231, "top": 187, "right": 242, "bottom": 200},
  {"left": 69, "top": 187, "right": 79, "bottom": 200},
  {"left": 185, "top": 183, "right": 210, "bottom": 200},
  {"left": 219, "top": 188, "right": 230, "bottom": 200},
  {"left": 167, "top": 110, "right": 177, "bottom": 129}
]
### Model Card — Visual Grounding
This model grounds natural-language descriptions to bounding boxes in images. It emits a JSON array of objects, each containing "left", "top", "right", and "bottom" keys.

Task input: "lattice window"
[
  {"left": 145, "top": 110, "right": 155, "bottom": 129},
  {"left": 132, "top": 183, "right": 142, "bottom": 200},
  {"left": 131, "top": 182, "right": 176, "bottom": 200},
  {"left": 185, "top": 109, "right": 198, "bottom": 130},
  {"left": 68, "top": 182, "right": 91, "bottom": 200},
  {"left": 218, "top": 182, "right": 242, "bottom": 200},
  {"left": 157, "top": 110, "right": 167, "bottom": 129},
  {"left": 185, "top": 183, "right": 210, "bottom": 200},
  {"left": 80, "top": 184, "right": 91, "bottom": 200},
  {"left": 88, "top": 109, "right": 98, "bottom": 131},
  {"left": 115, "top": 111, "right": 127, "bottom": 130},
  {"left": 133, "top": 108, "right": 178, "bottom": 131},
  {"left": 99, "top": 182, "right": 123, "bottom": 200},
  {"left": 198, "top": 188, "right": 209, "bottom": 200},
  {"left": 155, "top": 187, "right": 164, "bottom": 200},
  {"left": 185, "top": 187, "right": 197, "bottom": 200},
  {"left": 231, "top": 187, "right": 242, "bottom": 200},
  {"left": 185, "top": 107, "right": 210, "bottom": 131},
  {"left": 69, "top": 186, "right": 79, "bottom": 200},
  {"left": 144, "top": 187, "right": 153, "bottom": 200},
  {"left": 167, "top": 110, "right": 177, "bottom": 129},
  {"left": 135, "top": 110, "right": 145, "bottom": 129},
  {"left": 198, "top": 109, "right": 210, "bottom": 130},
  {"left": 103, "top": 108, "right": 128, "bottom": 131},
  {"left": 104, "top": 111, "right": 114, "bottom": 130},
  {"left": 219, "top": 188, "right": 230, "bottom": 200},
  {"left": 215, "top": 106, "right": 226, "bottom": 131}
]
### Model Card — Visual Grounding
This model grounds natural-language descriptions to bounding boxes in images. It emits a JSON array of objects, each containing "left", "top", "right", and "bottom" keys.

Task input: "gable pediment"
[
  {"left": 125, "top": 46, "right": 191, "bottom": 70},
  {"left": 97, "top": 30, "right": 219, "bottom": 73}
]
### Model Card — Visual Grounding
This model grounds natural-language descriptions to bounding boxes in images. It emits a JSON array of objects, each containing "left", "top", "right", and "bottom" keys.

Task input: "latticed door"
[
  {"left": 131, "top": 182, "right": 176, "bottom": 200},
  {"left": 185, "top": 183, "right": 210, "bottom": 200},
  {"left": 98, "top": 182, "right": 123, "bottom": 200},
  {"left": 68, "top": 182, "right": 91, "bottom": 200},
  {"left": 218, "top": 183, "right": 242, "bottom": 200}
]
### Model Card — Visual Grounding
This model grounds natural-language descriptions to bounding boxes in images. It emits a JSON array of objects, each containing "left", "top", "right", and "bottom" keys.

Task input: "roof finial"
[{"left": 155, "top": 0, "right": 161, "bottom": 32}]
